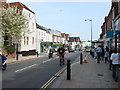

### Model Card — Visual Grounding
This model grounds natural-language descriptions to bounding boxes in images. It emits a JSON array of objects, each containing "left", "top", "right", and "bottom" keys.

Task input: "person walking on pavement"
[
  {"left": 109, "top": 47, "right": 114, "bottom": 70},
  {"left": 101, "top": 46, "right": 105, "bottom": 61},
  {"left": 91, "top": 47, "right": 95, "bottom": 58},
  {"left": 96, "top": 45, "right": 102, "bottom": 63},
  {"left": 110, "top": 48, "right": 120, "bottom": 82},
  {"left": 104, "top": 46, "right": 109, "bottom": 64}
]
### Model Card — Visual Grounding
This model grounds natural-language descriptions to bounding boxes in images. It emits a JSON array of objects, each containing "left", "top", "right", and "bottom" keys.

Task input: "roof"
[
  {"left": 5, "top": 2, "right": 35, "bottom": 14},
  {"left": 61, "top": 33, "right": 69, "bottom": 38},
  {"left": 36, "top": 23, "right": 46, "bottom": 31},
  {"left": 61, "top": 33, "right": 65, "bottom": 38},
  {"left": 68, "top": 37, "right": 80, "bottom": 42}
]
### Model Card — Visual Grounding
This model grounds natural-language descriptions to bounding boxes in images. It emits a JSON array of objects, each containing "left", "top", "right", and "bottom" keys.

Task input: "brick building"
[{"left": 100, "top": 0, "right": 120, "bottom": 48}]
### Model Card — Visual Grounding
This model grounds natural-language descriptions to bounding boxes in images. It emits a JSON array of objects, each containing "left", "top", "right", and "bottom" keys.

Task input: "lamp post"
[{"left": 85, "top": 19, "right": 93, "bottom": 48}]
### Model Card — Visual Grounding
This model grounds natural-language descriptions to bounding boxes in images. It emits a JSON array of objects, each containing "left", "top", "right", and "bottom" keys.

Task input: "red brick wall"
[
  {"left": 106, "top": 9, "right": 113, "bottom": 30},
  {"left": 112, "top": 1, "right": 119, "bottom": 19}
]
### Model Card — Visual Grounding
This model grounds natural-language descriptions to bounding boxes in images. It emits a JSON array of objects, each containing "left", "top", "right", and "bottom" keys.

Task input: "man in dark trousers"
[{"left": 96, "top": 45, "right": 102, "bottom": 63}]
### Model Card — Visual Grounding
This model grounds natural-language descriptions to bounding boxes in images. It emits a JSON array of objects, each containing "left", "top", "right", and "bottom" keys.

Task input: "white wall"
[
  {"left": 61, "top": 38, "right": 65, "bottom": 43},
  {"left": 69, "top": 41, "right": 80, "bottom": 49},
  {"left": 36, "top": 28, "right": 53, "bottom": 53},
  {"left": 20, "top": 8, "right": 37, "bottom": 52},
  {"left": 36, "top": 29, "right": 46, "bottom": 53},
  {"left": 46, "top": 32, "right": 52, "bottom": 42},
  {"left": 50, "top": 30, "right": 61, "bottom": 42}
]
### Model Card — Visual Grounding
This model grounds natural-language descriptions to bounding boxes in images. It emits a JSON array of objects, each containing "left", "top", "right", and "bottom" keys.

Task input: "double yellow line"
[
  {"left": 40, "top": 60, "right": 79, "bottom": 90},
  {"left": 40, "top": 66, "right": 67, "bottom": 90}
]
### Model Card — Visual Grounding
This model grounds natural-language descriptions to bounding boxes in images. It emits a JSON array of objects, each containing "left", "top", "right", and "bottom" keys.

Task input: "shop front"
[
  {"left": 52, "top": 42, "right": 64, "bottom": 51},
  {"left": 40, "top": 42, "right": 52, "bottom": 53}
]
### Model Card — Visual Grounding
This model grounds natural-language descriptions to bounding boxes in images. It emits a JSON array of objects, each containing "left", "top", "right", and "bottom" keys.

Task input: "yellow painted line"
[
  {"left": 40, "top": 66, "right": 67, "bottom": 90},
  {"left": 40, "top": 60, "right": 80, "bottom": 90}
]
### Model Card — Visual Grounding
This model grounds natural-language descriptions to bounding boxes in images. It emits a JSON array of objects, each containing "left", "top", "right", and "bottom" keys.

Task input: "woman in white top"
[{"left": 110, "top": 48, "right": 120, "bottom": 82}]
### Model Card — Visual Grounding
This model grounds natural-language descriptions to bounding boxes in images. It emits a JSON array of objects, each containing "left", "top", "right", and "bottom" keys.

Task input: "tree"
[{"left": 0, "top": 6, "right": 28, "bottom": 45}]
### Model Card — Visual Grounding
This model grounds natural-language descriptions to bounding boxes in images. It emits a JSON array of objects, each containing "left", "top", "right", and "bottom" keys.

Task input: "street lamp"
[{"left": 85, "top": 19, "right": 93, "bottom": 48}]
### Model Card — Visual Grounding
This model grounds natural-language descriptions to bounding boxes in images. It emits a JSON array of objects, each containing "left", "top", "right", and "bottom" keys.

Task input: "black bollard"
[
  {"left": 16, "top": 43, "right": 18, "bottom": 60},
  {"left": 80, "top": 53, "right": 83, "bottom": 64},
  {"left": 67, "top": 59, "right": 71, "bottom": 80}
]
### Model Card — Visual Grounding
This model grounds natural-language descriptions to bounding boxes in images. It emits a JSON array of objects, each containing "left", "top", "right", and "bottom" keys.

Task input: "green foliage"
[
  {"left": 0, "top": 6, "right": 28, "bottom": 43},
  {"left": 3, "top": 45, "right": 15, "bottom": 54}
]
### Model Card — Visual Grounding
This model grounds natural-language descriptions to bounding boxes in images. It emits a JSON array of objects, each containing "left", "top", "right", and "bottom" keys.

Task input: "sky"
[{"left": 7, "top": 0, "right": 111, "bottom": 41}]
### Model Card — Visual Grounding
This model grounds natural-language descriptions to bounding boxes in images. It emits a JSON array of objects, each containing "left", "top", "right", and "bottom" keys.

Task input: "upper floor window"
[
  {"left": 32, "top": 37, "right": 34, "bottom": 45},
  {"left": 24, "top": 37, "right": 29, "bottom": 45}
]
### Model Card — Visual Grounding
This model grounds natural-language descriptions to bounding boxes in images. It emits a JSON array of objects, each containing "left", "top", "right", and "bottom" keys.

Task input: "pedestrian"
[
  {"left": 36, "top": 51, "right": 39, "bottom": 57},
  {"left": 96, "top": 45, "right": 102, "bottom": 63},
  {"left": 109, "top": 47, "right": 114, "bottom": 70},
  {"left": 48, "top": 47, "right": 54, "bottom": 58},
  {"left": 110, "top": 48, "right": 120, "bottom": 82},
  {"left": 101, "top": 47, "right": 105, "bottom": 61},
  {"left": 90, "top": 49, "right": 92, "bottom": 56},
  {"left": 94, "top": 48, "right": 97, "bottom": 59},
  {"left": 0, "top": 52, "right": 2, "bottom": 69},
  {"left": 104, "top": 46, "right": 109, "bottom": 64},
  {"left": 91, "top": 47, "right": 95, "bottom": 58}
]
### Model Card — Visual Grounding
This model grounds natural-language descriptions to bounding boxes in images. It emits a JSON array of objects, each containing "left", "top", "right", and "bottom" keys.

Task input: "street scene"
[{"left": 0, "top": 0, "right": 120, "bottom": 89}]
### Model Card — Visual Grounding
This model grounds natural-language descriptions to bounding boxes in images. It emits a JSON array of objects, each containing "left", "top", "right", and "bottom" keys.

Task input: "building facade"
[
  {"left": 100, "top": 0, "right": 120, "bottom": 49},
  {"left": 50, "top": 30, "right": 63, "bottom": 50},
  {"left": 36, "top": 24, "right": 52, "bottom": 53},
  {"left": 68, "top": 37, "right": 81, "bottom": 50},
  {"left": 7, "top": 2, "right": 37, "bottom": 56},
  {"left": 61, "top": 33, "right": 69, "bottom": 45}
]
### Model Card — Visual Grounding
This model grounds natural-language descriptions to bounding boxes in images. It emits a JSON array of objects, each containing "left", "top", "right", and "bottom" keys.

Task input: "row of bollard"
[{"left": 67, "top": 52, "right": 83, "bottom": 80}]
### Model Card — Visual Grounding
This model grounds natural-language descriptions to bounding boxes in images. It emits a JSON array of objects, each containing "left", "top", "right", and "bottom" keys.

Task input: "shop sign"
[{"left": 106, "top": 30, "right": 114, "bottom": 39}]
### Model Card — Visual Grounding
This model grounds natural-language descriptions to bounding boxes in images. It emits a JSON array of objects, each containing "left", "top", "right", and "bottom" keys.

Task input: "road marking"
[
  {"left": 40, "top": 66, "right": 67, "bottom": 90},
  {"left": 40, "top": 60, "right": 80, "bottom": 90},
  {"left": 15, "top": 64, "right": 38, "bottom": 72},
  {"left": 42, "top": 58, "right": 55, "bottom": 64}
]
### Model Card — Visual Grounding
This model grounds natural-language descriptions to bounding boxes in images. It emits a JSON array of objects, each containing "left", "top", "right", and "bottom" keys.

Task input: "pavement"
[
  {"left": 50, "top": 53, "right": 120, "bottom": 88},
  {"left": 6, "top": 53, "right": 48, "bottom": 64}
]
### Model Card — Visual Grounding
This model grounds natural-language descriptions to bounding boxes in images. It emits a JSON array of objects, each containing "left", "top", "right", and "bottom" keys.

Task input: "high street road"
[{"left": 2, "top": 51, "right": 80, "bottom": 89}]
